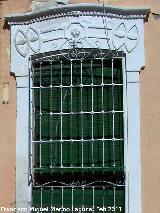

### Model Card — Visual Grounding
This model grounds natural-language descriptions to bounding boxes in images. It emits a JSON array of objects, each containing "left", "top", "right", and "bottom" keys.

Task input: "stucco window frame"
[{"left": 5, "top": 4, "right": 150, "bottom": 213}]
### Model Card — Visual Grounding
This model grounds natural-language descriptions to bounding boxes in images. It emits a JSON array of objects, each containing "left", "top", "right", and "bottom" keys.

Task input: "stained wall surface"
[
  {"left": 0, "top": 0, "right": 30, "bottom": 210},
  {"left": 0, "top": 0, "right": 160, "bottom": 212}
]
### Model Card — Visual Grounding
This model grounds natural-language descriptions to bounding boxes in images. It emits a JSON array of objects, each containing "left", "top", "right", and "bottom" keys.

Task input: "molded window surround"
[{"left": 5, "top": 4, "right": 150, "bottom": 213}]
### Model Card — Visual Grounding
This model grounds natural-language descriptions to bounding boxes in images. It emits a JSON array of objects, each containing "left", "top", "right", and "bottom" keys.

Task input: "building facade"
[{"left": 0, "top": 0, "right": 160, "bottom": 213}]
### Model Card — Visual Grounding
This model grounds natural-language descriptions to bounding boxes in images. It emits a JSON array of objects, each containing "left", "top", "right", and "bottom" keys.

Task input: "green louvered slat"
[
  {"left": 32, "top": 187, "right": 125, "bottom": 212},
  {"left": 32, "top": 188, "right": 41, "bottom": 208},
  {"left": 53, "top": 189, "right": 62, "bottom": 207},
  {"left": 63, "top": 189, "right": 72, "bottom": 208},
  {"left": 34, "top": 140, "right": 124, "bottom": 169}
]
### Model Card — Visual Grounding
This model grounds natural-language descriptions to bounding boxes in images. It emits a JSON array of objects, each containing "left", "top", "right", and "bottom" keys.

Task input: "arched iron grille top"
[{"left": 31, "top": 48, "right": 125, "bottom": 62}]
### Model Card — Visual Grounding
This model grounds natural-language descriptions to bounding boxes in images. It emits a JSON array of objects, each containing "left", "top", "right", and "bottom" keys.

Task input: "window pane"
[
  {"left": 52, "top": 61, "right": 61, "bottom": 86},
  {"left": 62, "top": 88, "right": 71, "bottom": 112},
  {"left": 82, "top": 87, "right": 92, "bottom": 112},
  {"left": 41, "top": 114, "right": 50, "bottom": 140},
  {"left": 92, "top": 59, "right": 102, "bottom": 85},
  {"left": 103, "top": 86, "right": 113, "bottom": 111},
  {"left": 82, "top": 60, "right": 92, "bottom": 85},
  {"left": 63, "top": 115, "right": 71, "bottom": 139},
  {"left": 63, "top": 61, "right": 70, "bottom": 86},
  {"left": 72, "top": 88, "right": 81, "bottom": 112},
  {"left": 94, "top": 114, "right": 103, "bottom": 138},
  {"left": 93, "top": 87, "right": 102, "bottom": 111},
  {"left": 72, "top": 60, "right": 81, "bottom": 85},
  {"left": 52, "top": 88, "right": 61, "bottom": 113},
  {"left": 41, "top": 64, "right": 51, "bottom": 87},
  {"left": 83, "top": 114, "right": 92, "bottom": 139},
  {"left": 103, "top": 59, "right": 112, "bottom": 84},
  {"left": 52, "top": 115, "right": 61, "bottom": 140}
]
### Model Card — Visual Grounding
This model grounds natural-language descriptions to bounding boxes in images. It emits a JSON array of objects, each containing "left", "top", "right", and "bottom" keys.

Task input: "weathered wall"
[
  {"left": 0, "top": 0, "right": 160, "bottom": 212},
  {"left": 0, "top": 0, "right": 30, "bottom": 210},
  {"left": 141, "top": 6, "right": 160, "bottom": 213}
]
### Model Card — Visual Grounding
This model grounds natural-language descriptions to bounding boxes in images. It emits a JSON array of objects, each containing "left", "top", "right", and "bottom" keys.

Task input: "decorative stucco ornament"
[
  {"left": 113, "top": 22, "right": 126, "bottom": 50},
  {"left": 125, "top": 25, "right": 139, "bottom": 53},
  {"left": 5, "top": 4, "right": 150, "bottom": 72},
  {"left": 15, "top": 27, "right": 41, "bottom": 57},
  {"left": 113, "top": 23, "right": 139, "bottom": 52}
]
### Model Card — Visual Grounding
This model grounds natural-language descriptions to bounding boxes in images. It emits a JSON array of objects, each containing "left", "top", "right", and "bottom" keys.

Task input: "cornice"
[{"left": 5, "top": 3, "right": 150, "bottom": 26}]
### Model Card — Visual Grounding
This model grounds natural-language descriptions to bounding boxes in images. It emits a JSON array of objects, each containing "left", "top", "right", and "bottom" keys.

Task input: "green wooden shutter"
[{"left": 31, "top": 55, "right": 125, "bottom": 212}]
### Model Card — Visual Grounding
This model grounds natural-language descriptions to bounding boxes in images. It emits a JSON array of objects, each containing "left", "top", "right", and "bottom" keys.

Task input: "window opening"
[{"left": 30, "top": 49, "right": 125, "bottom": 212}]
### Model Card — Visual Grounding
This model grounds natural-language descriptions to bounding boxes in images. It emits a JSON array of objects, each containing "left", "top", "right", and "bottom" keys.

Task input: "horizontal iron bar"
[
  {"left": 32, "top": 111, "right": 124, "bottom": 115},
  {"left": 31, "top": 84, "right": 123, "bottom": 89},
  {"left": 32, "top": 139, "right": 124, "bottom": 143},
  {"left": 33, "top": 166, "right": 125, "bottom": 169}
]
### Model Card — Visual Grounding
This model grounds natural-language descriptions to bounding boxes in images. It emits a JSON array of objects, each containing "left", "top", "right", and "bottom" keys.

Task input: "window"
[
  {"left": 30, "top": 50, "right": 125, "bottom": 212},
  {"left": 6, "top": 4, "right": 149, "bottom": 212}
]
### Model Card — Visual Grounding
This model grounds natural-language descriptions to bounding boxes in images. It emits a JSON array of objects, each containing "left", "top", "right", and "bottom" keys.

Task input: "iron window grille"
[{"left": 30, "top": 49, "right": 126, "bottom": 212}]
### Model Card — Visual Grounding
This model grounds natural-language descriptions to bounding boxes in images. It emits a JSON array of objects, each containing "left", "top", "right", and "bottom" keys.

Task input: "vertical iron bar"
[
  {"left": 40, "top": 62, "right": 42, "bottom": 168},
  {"left": 112, "top": 58, "right": 116, "bottom": 168},
  {"left": 41, "top": 187, "right": 43, "bottom": 209},
  {"left": 51, "top": 187, "right": 53, "bottom": 212},
  {"left": 29, "top": 57, "right": 33, "bottom": 181},
  {"left": 82, "top": 187, "right": 84, "bottom": 209},
  {"left": 103, "top": 187, "right": 105, "bottom": 213},
  {"left": 81, "top": 59, "right": 84, "bottom": 167},
  {"left": 113, "top": 187, "right": 116, "bottom": 212},
  {"left": 122, "top": 57, "right": 128, "bottom": 213},
  {"left": 60, "top": 60, "right": 63, "bottom": 167},
  {"left": 71, "top": 60, "right": 73, "bottom": 166},
  {"left": 72, "top": 187, "right": 74, "bottom": 212},
  {"left": 50, "top": 61, "right": 53, "bottom": 168},
  {"left": 91, "top": 60, "right": 94, "bottom": 166},
  {"left": 61, "top": 187, "right": 64, "bottom": 209},
  {"left": 92, "top": 187, "right": 95, "bottom": 212},
  {"left": 102, "top": 59, "right": 105, "bottom": 167}
]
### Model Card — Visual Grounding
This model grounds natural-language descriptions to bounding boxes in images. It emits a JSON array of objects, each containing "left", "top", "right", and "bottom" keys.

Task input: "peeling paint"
[
  {"left": 6, "top": 48, "right": 10, "bottom": 59},
  {"left": 31, "top": 0, "right": 70, "bottom": 11}
]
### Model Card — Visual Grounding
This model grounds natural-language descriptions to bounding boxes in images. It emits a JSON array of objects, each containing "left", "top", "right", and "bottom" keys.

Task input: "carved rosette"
[{"left": 64, "top": 23, "right": 86, "bottom": 48}]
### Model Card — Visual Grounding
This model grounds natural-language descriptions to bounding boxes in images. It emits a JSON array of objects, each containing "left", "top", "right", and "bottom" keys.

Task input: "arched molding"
[{"left": 5, "top": 3, "right": 150, "bottom": 75}]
